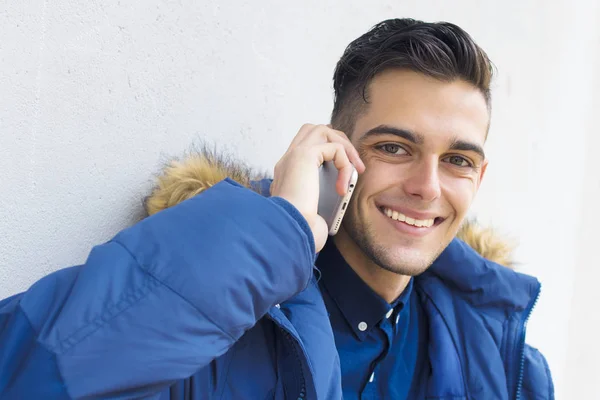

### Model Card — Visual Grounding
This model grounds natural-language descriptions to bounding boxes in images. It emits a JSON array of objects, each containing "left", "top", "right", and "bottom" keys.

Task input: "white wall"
[
  {"left": 564, "top": 38, "right": 600, "bottom": 398},
  {"left": 1, "top": 1, "right": 598, "bottom": 398}
]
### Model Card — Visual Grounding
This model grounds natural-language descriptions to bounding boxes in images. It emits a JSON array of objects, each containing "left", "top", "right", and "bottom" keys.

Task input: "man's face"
[{"left": 338, "top": 69, "right": 489, "bottom": 276}]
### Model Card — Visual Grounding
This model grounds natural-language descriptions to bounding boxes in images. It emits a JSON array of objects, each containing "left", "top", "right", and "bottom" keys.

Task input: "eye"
[
  {"left": 443, "top": 155, "right": 473, "bottom": 168},
  {"left": 379, "top": 143, "right": 408, "bottom": 155}
]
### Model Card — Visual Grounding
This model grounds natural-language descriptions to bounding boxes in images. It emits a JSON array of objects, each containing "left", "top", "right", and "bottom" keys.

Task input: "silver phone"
[{"left": 317, "top": 161, "right": 359, "bottom": 236}]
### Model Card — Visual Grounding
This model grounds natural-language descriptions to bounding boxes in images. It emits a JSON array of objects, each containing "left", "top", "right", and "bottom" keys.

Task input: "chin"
[
  {"left": 376, "top": 247, "right": 436, "bottom": 276},
  {"left": 355, "top": 233, "right": 438, "bottom": 276}
]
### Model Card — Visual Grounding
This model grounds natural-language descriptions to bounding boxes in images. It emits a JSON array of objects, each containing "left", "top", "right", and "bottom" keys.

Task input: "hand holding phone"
[{"left": 270, "top": 124, "right": 365, "bottom": 252}]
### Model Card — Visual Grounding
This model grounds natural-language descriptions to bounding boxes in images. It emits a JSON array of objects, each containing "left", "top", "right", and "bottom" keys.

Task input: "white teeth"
[{"left": 383, "top": 207, "right": 434, "bottom": 228}]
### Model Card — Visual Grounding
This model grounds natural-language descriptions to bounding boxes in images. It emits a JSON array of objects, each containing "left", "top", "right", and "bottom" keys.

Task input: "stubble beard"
[{"left": 342, "top": 209, "right": 445, "bottom": 277}]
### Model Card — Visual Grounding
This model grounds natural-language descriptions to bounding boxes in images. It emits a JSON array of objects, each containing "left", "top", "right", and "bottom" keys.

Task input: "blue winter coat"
[{"left": 0, "top": 157, "right": 554, "bottom": 400}]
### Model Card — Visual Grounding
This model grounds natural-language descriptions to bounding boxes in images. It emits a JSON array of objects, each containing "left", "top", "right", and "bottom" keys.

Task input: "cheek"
[
  {"left": 355, "top": 163, "right": 398, "bottom": 198},
  {"left": 441, "top": 176, "right": 478, "bottom": 217}
]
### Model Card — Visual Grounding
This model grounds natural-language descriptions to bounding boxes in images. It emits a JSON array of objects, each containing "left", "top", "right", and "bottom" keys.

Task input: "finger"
[
  {"left": 314, "top": 142, "right": 353, "bottom": 196},
  {"left": 303, "top": 125, "right": 365, "bottom": 173},
  {"left": 301, "top": 124, "right": 347, "bottom": 145},
  {"left": 324, "top": 127, "right": 365, "bottom": 173},
  {"left": 287, "top": 123, "right": 317, "bottom": 149},
  {"left": 323, "top": 125, "right": 365, "bottom": 172}
]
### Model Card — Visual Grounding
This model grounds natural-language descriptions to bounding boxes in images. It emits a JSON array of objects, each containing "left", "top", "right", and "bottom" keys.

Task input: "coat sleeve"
[
  {"left": 0, "top": 178, "right": 315, "bottom": 399},
  {"left": 521, "top": 344, "right": 555, "bottom": 400}
]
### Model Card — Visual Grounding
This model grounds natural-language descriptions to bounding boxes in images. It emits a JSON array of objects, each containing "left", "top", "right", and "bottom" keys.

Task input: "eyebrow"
[
  {"left": 449, "top": 138, "right": 486, "bottom": 160},
  {"left": 359, "top": 124, "right": 486, "bottom": 160},
  {"left": 358, "top": 125, "right": 425, "bottom": 145}
]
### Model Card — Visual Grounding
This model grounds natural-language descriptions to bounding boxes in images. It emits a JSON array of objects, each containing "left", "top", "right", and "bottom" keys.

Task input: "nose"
[{"left": 402, "top": 157, "right": 441, "bottom": 202}]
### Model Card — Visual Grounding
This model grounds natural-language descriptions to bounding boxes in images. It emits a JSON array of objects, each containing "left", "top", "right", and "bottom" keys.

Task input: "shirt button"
[
  {"left": 386, "top": 309, "right": 393, "bottom": 319},
  {"left": 369, "top": 372, "right": 375, "bottom": 382},
  {"left": 358, "top": 321, "right": 368, "bottom": 331},
  {"left": 395, "top": 314, "right": 400, "bottom": 324}
]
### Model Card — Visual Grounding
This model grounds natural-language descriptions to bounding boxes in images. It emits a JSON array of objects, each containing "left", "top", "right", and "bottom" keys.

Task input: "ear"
[{"left": 476, "top": 159, "right": 489, "bottom": 190}]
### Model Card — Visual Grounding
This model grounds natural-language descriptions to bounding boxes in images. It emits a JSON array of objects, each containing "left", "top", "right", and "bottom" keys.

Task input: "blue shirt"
[{"left": 316, "top": 239, "right": 429, "bottom": 399}]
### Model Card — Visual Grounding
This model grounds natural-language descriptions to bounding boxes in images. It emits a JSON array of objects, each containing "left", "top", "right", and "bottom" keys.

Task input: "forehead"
[{"left": 353, "top": 69, "right": 489, "bottom": 147}]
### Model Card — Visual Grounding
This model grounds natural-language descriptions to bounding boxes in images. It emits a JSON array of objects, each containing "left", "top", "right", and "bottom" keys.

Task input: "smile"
[{"left": 381, "top": 207, "right": 441, "bottom": 228}]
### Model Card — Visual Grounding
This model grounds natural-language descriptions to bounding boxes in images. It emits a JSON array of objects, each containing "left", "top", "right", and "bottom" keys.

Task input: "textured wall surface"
[{"left": 1, "top": 1, "right": 598, "bottom": 397}]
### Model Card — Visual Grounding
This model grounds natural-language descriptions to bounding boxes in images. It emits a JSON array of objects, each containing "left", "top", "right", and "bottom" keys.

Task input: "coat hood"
[{"left": 145, "top": 147, "right": 517, "bottom": 268}]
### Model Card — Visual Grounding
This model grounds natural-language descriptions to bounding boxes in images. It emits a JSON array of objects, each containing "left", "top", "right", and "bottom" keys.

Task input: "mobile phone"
[{"left": 317, "top": 161, "right": 359, "bottom": 236}]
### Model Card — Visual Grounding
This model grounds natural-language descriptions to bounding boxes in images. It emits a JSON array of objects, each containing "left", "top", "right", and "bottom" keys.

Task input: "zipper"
[
  {"left": 280, "top": 328, "right": 307, "bottom": 399},
  {"left": 514, "top": 283, "right": 541, "bottom": 400}
]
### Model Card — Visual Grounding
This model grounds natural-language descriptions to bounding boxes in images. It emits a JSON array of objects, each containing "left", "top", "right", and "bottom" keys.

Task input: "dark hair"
[{"left": 331, "top": 18, "right": 495, "bottom": 134}]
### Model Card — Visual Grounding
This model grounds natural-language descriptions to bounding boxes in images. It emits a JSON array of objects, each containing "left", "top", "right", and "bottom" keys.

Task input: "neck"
[{"left": 333, "top": 228, "right": 411, "bottom": 304}]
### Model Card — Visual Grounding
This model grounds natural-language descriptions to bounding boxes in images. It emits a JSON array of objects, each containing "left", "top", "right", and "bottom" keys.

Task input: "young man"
[{"left": 0, "top": 18, "right": 553, "bottom": 399}]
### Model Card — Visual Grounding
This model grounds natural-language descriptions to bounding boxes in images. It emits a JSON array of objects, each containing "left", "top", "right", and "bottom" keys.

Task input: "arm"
[{"left": 0, "top": 179, "right": 314, "bottom": 399}]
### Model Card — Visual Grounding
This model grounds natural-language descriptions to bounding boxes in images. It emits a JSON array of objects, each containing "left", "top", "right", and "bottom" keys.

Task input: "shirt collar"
[{"left": 316, "top": 239, "right": 413, "bottom": 341}]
